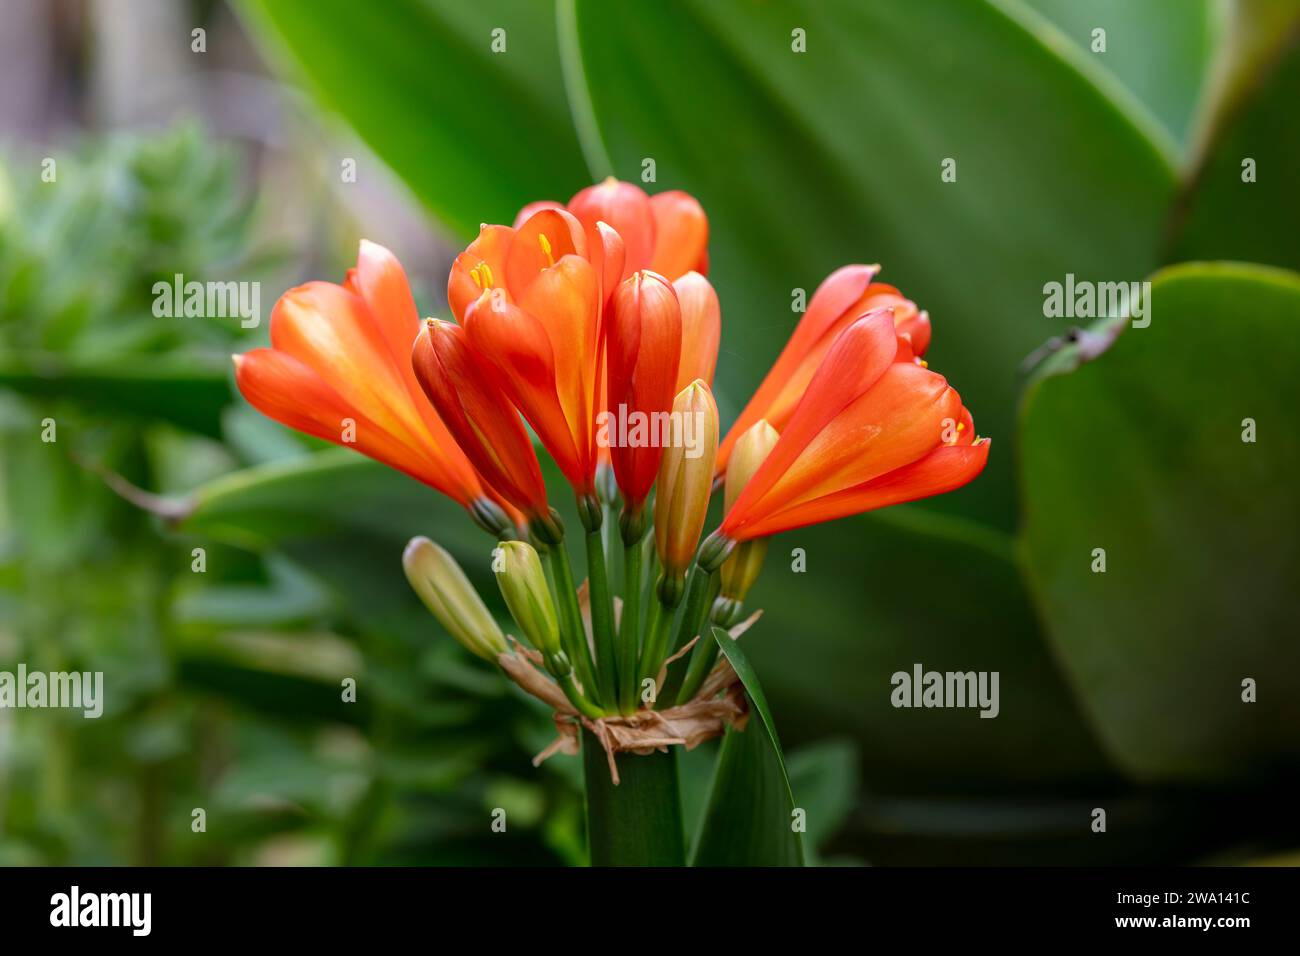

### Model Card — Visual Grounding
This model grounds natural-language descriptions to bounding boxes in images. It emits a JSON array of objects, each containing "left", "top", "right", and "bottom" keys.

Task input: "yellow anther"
[
  {"left": 479, "top": 262, "right": 494, "bottom": 288},
  {"left": 919, "top": 359, "right": 929, "bottom": 369},
  {"left": 470, "top": 266, "right": 483, "bottom": 289},
  {"left": 538, "top": 233, "right": 554, "bottom": 268},
  {"left": 957, "top": 422, "right": 965, "bottom": 431}
]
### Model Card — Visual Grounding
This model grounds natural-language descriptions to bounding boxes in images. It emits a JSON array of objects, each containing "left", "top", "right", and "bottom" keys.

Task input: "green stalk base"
[{"left": 582, "top": 730, "right": 685, "bottom": 866}]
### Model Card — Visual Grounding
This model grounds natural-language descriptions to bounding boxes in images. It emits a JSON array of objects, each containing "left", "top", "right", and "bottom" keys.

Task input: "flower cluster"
[{"left": 234, "top": 179, "right": 988, "bottom": 752}]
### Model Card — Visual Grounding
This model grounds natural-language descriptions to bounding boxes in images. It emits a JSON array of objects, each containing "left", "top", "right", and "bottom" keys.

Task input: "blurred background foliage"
[{"left": 0, "top": 0, "right": 1297, "bottom": 865}]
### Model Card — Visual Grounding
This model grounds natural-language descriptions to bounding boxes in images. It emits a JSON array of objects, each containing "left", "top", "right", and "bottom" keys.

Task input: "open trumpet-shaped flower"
[
  {"left": 717, "top": 264, "right": 932, "bottom": 473},
  {"left": 719, "top": 311, "right": 988, "bottom": 541},
  {"left": 233, "top": 241, "right": 513, "bottom": 532}
]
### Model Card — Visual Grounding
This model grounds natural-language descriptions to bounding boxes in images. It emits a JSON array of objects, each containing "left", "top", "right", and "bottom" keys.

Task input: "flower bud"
[
  {"left": 653, "top": 380, "right": 719, "bottom": 583},
  {"left": 493, "top": 541, "right": 561, "bottom": 657},
  {"left": 403, "top": 537, "right": 506, "bottom": 660},
  {"left": 716, "top": 420, "right": 779, "bottom": 614}
]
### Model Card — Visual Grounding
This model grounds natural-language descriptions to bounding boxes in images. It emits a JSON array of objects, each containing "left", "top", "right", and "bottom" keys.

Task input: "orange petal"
[
  {"left": 413, "top": 320, "right": 548, "bottom": 517},
  {"left": 648, "top": 190, "right": 708, "bottom": 279},
  {"left": 507, "top": 207, "right": 588, "bottom": 299},
  {"left": 607, "top": 271, "right": 682, "bottom": 508},
  {"left": 448, "top": 224, "right": 515, "bottom": 322},
  {"left": 517, "top": 254, "right": 600, "bottom": 470},
  {"left": 724, "top": 311, "right": 898, "bottom": 529},
  {"left": 234, "top": 349, "right": 477, "bottom": 504},
  {"left": 673, "top": 271, "right": 721, "bottom": 392},
  {"left": 732, "top": 440, "right": 990, "bottom": 540},
  {"left": 464, "top": 289, "right": 586, "bottom": 490},
  {"left": 718, "top": 264, "right": 879, "bottom": 472},
  {"left": 568, "top": 178, "right": 654, "bottom": 277},
  {"left": 512, "top": 199, "right": 564, "bottom": 228},
  {"left": 752, "top": 363, "right": 961, "bottom": 517}
]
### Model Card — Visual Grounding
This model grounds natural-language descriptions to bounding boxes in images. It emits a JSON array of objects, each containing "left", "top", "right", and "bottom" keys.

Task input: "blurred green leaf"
[
  {"left": 562, "top": 0, "right": 1177, "bottom": 529},
  {"left": 1018, "top": 262, "right": 1300, "bottom": 782},
  {"left": 236, "top": 0, "right": 589, "bottom": 237},
  {"left": 1169, "top": 33, "right": 1300, "bottom": 271},
  {"left": 0, "top": 352, "right": 232, "bottom": 438},
  {"left": 692, "top": 627, "right": 804, "bottom": 866},
  {"left": 785, "top": 738, "right": 857, "bottom": 862},
  {"left": 1019, "top": 0, "right": 1218, "bottom": 148},
  {"left": 745, "top": 506, "right": 1111, "bottom": 792}
]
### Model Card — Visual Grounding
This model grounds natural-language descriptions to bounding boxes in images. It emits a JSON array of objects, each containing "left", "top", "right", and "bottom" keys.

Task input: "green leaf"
[
  {"left": 785, "top": 739, "right": 858, "bottom": 861},
  {"left": 562, "top": 0, "right": 1177, "bottom": 529},
  {"left": 1018, "top": 0, "right": 1219, "bottom": 149},
  {"left": 582, "top": 734, "right": 686, "bottom": 866},
  {"left": 1169, "top": 35, "right": 1300, "bottom": 272},
  {"left": 692, "top": 627, "right": 804, "bottom": 866},
  {"left": 235, "top": 0, "right": 590, "bottom": 237},
  {"left": 0, "top": 352, "right": 232, "bottom": 438},
  {"left": 181, "top": 449, "right": 478, "bottom": 550},
  {"left": 744, "top": 507, "right": 1112, "bottom": 792},
  {"left": 1018, "top": 262, "right": 1300, "bottom": 782}
]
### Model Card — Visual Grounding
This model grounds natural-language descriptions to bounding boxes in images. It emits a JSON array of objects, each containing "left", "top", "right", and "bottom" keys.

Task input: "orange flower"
[
  {"left": 234, "top": 241, "right": 509, "bottom": 526},
  {"left": 516, "top": 178, "right": 708, "bottom": 283},
  {"left": 604, "top": 271, "right": 682, "bottom": 512},
  {"left": 672, "top": 271, "right": 721, "bottom": 392},
  {"left": 718, "top": 311, "right": 988, "bottom": 542},
  {"left": 412, "top": 319, "right": 551, "bottom": 524},
  {"left": 717, "top": 265, "right": 931, "bottom": 473}
]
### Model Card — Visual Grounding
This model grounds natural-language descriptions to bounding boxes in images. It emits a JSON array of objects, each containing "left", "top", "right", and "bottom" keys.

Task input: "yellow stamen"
[
  {"left": 538, "top": 233, "right": 554, "bottom": 269},
  {"left": 479, "top": 262, "right": 494, "bottom": 288},
  {"left": 919, "top": 359, "right": 929, "bottom": 369},
  {"left": 470, "top": 266, "right": 482, "bottom": 289},
  {"left": 957, "top": 422, "right": 965, "bottom": 431}
]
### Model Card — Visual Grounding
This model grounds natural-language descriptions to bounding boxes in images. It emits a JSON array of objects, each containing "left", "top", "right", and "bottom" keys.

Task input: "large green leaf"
[
  {"left": 744, "top": 506, "right": 1112, "bottom": 792},
  {"left": 236, "top": 0, "right": 589, "bottom": 238},
  {"left": 0, "top": 352, "right": 232, "bottom": 438},
  {"left": 180, "top": 448, "right": 479, "bottom": 550},
  {"left": 562, "top": 0, "right": 1177, "bottom": 529},
  {"left": 1018, "top": 263, "right": 1300, "bottom": 782},
  {"left": 1019, "top": 0, "right": 1218, "bottom": 149},
  {"left": 1169, "top": 33, "right": 1300, "bottom": 272},
  {"left": 692, "top": 627, "right": 804, "bottom": 866}
]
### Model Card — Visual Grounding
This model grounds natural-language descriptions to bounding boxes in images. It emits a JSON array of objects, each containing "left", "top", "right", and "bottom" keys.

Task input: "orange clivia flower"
[
  {"left": 233, "top": 241, "right": 514, "bottom": 530},
  {"left": 515, "top": 178, "right": 708, "bottom": 283},
  {"left": 604, "top": 271, "right": 682, "bottom": 513},
  {"left": 717, "top": 264, "right": 932, "bottom": 473},
  {"left": 412, "top": 319, "right": 551, "bottom": 526},
  {"left": 718, "top": 310, "right": 988, "bottom": 542}
]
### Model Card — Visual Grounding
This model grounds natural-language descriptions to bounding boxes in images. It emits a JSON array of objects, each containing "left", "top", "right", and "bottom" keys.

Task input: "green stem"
[
  {"left": 658, "top": 563, "right": 713, "bottom": 705},
  {"left": 637, "top": 583, "right": 673, "bottom": 702},
  {"left": 585, "top": 529, "right": 619, "bottom": 704},
  {"left": 617, "top": 535, "right": 643, "bottom": 713},
  {"left": 549, "top": 543, "right": 601, "bottom": 708},
  {"left": 582, "top": 729, "right": 685, "bottom": 866},
  {"left": 676, "top": 632, "right": 719, "bottom": 704}
]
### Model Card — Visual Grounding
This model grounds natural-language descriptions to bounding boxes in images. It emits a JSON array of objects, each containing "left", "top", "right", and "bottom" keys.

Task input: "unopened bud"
[
  {"left": 403, "top": 537, "right": 506, "bottom": 660},
  {"left": 718, "top": 420, "right": 779, "bottom": 603},
  {"left": 493, "top": 541, "right": 561, "bottom": 656},
  {"left": 653, "top": 380, "right": 719, "bottom": 582}
]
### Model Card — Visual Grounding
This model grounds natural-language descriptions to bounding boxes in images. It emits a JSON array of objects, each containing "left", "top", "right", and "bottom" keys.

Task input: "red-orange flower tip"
[{"left": 719, "top": 313, "right": 987, "bottom": 541}]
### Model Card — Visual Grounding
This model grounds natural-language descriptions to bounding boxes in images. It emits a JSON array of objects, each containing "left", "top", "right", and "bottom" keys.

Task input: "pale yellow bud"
[
  {"left": 653, "top": 380, "right": 719, "bottom": 581},
  {"left": 493, "top": 541, "right": 561, "bottom": 657},
  {"left": 403, "top": 537, "right": 506, "bottom": 660},
  {"left": 717, "top": 420, "right": 780, "bottom": 614}
]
